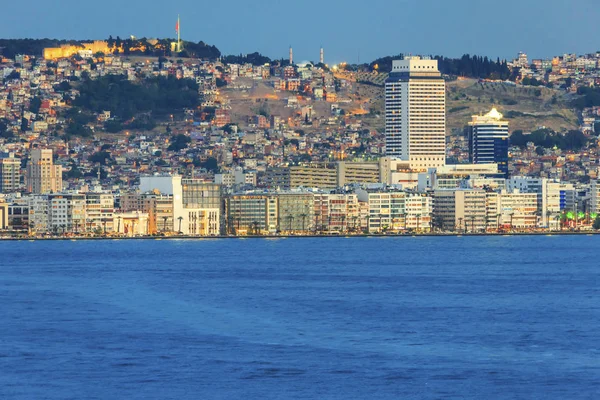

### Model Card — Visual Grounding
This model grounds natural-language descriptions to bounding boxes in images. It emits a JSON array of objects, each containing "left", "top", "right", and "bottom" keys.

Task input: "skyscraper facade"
[
  {"left": 385, "top": 56, "right": 446, "bottom": 169},
  {"left": 0, "top": 152, "right": 21, "bottom": 193},
  {"left": 468, "top": 108, "right": 509, "bottom": 177},
  {"left": 26, "top": 149, "right": 62, "bottom": 194}
]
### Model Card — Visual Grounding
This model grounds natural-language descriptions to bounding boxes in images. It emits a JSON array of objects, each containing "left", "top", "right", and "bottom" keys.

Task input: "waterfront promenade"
[{"left": 1, "top": 231, "right": 598, "bottom": 240}]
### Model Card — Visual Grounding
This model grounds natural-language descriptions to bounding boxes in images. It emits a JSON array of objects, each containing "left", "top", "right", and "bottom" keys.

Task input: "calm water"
[{"left": 0, "top": 236, "right": 599, "bottom": 399}]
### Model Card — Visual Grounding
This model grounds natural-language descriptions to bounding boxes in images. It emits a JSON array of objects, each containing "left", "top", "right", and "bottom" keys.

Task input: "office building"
[
  {"left": 433, "top": 189, "right": 487, "bottom": 232},
  {"left": 385, "top": 57, "right": 446, "bottom": 169},
  {"left": 468, "top": 108, "right": 509, "bottom": 177},
  {"left": 27, "top": 149, "right": 62, "bottom": 194}
]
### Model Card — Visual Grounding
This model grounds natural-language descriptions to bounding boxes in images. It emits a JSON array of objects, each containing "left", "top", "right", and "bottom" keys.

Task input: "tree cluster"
[
  {"left": 167, "top": 134, "right": 191, "bottom": 152},
  {"left": 572, "top": 86, "right": 600, "bottom": 109},
  {"left": 73, "top": 74, "right": 199, "bottom": 121},
  {"left": 222, "top": 52, "right": 271, "bottom": 66},
  {"left": 369, "top": 54, "right": 510, "bottom": 80},
  {"left": 510, "top": 129, "right": 588, "bottom": 150}
]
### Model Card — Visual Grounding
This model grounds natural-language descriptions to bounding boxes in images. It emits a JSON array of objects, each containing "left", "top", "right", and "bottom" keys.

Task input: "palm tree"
[
  {"left": 340, "top": 215, "right": 346, "bottom": 233},
  {"left": 469, "top": 216, "right": 476, "bottom": 233},
  {"left": 177, "top": 216, "right": 183, "bottom": 234},
  {"left": 163, "top": 216, "right": 168, "bottom": 232},
  {"left": 287, "top": 215, "right": 294, "bottom": 233},
  {"left": 416, "top": 214, "right": 421, "bottom": 234},
  {"left": 509, "top": 212, "right": 515, "bottom": 232},
  {"left": 458, "top": 217, "right": 463, "bottom": 233},
  {"left": 299, "top": 213, "right": 308, "bottom": 233}
]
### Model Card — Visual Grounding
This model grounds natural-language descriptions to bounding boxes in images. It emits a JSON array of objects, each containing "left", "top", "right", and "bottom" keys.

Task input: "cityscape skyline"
[{"left": 1, "top": 0, "right": 599, "bottom": 63}]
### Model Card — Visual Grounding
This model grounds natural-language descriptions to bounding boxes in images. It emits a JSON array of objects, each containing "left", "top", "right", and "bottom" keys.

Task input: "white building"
[
  {"left": 140, "top": 175, "right": 221, "bottom": 235},
  {"left": 385, "top": 57, "right": 446, "bottom": 169},
  {"left": 356, "top": 186, "right": 432, "bottom": 233},
  {"left": 28, "top": 194, "right": 49, "bottom": 233},
  {"left": 85, "top": 193, "right": 115, "bottom": 233},
  {"left": 48, "top": 193, "right": 86, "bottom": 233}
]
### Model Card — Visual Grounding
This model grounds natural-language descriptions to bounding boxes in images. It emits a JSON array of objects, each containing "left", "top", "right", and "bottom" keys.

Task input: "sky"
[{"left": 1, "top": 0, "right": 598, "bottom": 64}]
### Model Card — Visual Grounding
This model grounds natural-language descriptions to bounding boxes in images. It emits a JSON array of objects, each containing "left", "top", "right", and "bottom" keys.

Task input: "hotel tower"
[{"left": 385, "top": 56, "right": 446, "bottom": 169}]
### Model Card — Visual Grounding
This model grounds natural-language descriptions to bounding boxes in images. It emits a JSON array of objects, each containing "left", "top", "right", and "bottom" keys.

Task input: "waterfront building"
[
  {"left": 226, "top": 193, "right": 276, "bottom": 235},
  {"left": 85, "top": 193, "right": 115, "bottom": 233},
  {"left": 356, "top": 186, "right": 432, "bottom": 233},
  {"left": 385, "top": 57, "right": 446, "bottom": 169},
  {"left": 28, "top": 195, "right": 49, "bottom": 233},
  {"left": 277, "top": 191, "right": 315, "bottom": 233},
  {"left": 433, "top": 189, "right": 487, "bottom": 232},
  {"left": 590, "top": 179, "right": 600, "bottom": 215},
  {"left": 0, "top": 152, "right": 21, "bottom": 193},
  {"left": 26, "top": 149, "right": 62, "bottom": 194},
  {"left": 178, "top": 179, "right": 222, "bottom": 235},
  {"left": 468, "top": 108, "right": 509, "bottom": 177},
  {"left": 120, "top": 191, "right": 174, "bottom": 233},
  {"left": 0, "top": 199, "right": 7, "bottom": 230},
  {"left": 113, "top": 211, "right": 149, "bottom": 236},
  {"left": 497, "top": 190, "right": 538, "bottom": 229},
  {"left": 8, "top": 202, "right": 29, "bottom": 232},
  {"left": 313, "top": 193, "right": 360, "bottom": 233},
  {"left": 507, "top": 177, "right": 574, "bottom": 228},
  {"left": 139, "top": 175, "right": 221, "bottom": 235},
  {"left": 48, "top": 193, "right": 86, "bottom": 233}
]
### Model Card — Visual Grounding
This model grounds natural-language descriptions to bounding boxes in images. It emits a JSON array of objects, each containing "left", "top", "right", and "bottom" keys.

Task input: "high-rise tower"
[
  {"left": 320, "top": 47, "right": 324, "bottom": 64},
  {"left": 468, "top": 108, "right": 509, "bottom": 177},
  {"left": 385, "top": 56, "right": 446, "bottom": 169},
  {"left": 289, "top": 46, "right": 293, "bottom": 65}
]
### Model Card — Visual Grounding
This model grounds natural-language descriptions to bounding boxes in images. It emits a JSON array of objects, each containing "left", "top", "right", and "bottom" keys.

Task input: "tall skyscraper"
[
  {"left": 468, "top": 108, "right": 509, "bottom": 177},
  {"left": 26, "top": 149, "right": 62, "bottom": 194},
  {"left": 0, "top": 152, "right": 21, "bottom": 193},
  {"left": 385, "top": 56, "right": 446, "bottom": 169}
]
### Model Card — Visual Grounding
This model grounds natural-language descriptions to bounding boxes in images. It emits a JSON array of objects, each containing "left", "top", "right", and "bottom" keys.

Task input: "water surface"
[{"left": 1, "top": 237, "right": 599, "bottom": 399}]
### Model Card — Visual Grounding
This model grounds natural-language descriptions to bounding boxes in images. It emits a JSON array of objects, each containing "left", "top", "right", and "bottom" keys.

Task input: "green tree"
[
  {"left": 29, "top": 96, "right": 42, "bottom": 113},
  {"left": 167, "top": 134, "right": 191, "bottom": 151},
  {"left": 89, "top": 151, "right": 111, "bottom": 165}
]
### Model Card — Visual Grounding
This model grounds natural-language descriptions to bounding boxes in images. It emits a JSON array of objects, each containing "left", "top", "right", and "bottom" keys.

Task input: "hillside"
[
  {"left": 349, "top": 75, "right": 579, "bottom": 134},
  {"left": 446, "top": 78, "right": 578, "bottom": 133}
]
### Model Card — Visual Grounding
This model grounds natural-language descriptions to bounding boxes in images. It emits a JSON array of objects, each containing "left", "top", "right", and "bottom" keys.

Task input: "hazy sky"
[{"left": 1, "top": 0, "right": 598, "bottom": 63}]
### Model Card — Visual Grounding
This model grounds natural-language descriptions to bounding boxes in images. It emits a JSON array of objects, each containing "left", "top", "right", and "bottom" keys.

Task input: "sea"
[{"left": 0, "top": 236, "right": 599, "bottom": 399}]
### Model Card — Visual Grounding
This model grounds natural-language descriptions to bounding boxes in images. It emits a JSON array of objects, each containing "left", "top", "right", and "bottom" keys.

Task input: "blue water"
[{"left": 0, "top": 236, "right": 599, "bottom": 399}]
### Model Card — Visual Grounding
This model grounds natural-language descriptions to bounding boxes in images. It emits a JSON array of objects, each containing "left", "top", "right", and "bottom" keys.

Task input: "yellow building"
[{"left": 43, "top": 41, "right": 112, "bottom": 60}]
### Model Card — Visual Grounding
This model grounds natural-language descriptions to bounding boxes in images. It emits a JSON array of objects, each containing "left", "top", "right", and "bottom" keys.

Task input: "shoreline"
[{"left": 1, "top": 231, "right": 598, "bottom": 241}]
